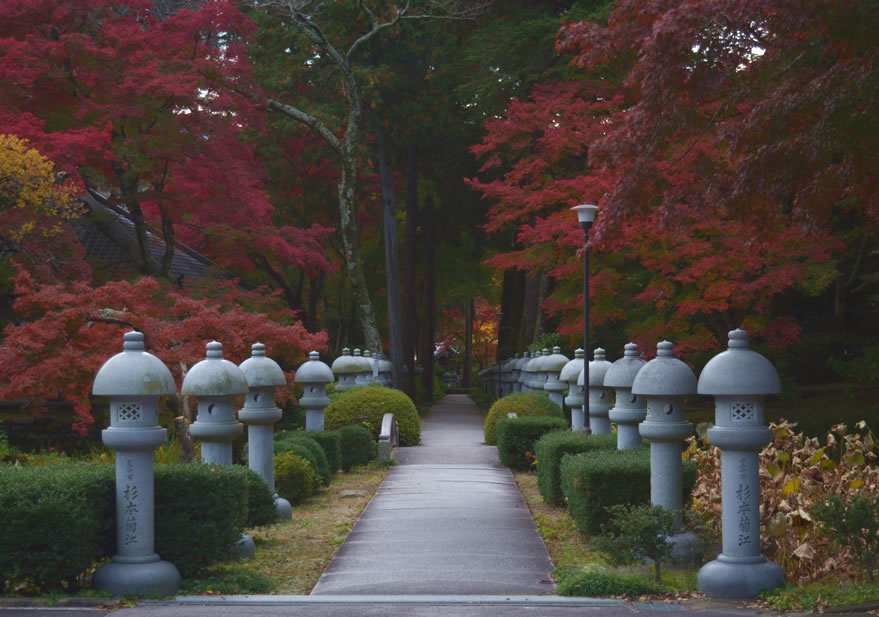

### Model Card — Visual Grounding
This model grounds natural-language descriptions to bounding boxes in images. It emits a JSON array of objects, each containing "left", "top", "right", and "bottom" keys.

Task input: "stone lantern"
[
  {"left": 295, "top": 351, "right": 334, "bottom": 432},
  {"left": 560, "top": 349, "right": 585, "bottom": 431},
  {"left": 377, "top": 352, "right": 393, "bottom": 386},
  {"left": 352, "top": 348, "right": 369, "bottom": 386},
  {"left": 239, "top": 343, "right": 292, "bottom": 520},
  {"left": 527, "top": 349, "right": 550, "bottom": 392},
  {"left": 516, "top": 351, "right": 531, "bottom": 392},
  {"left": 542, "top": 346, "right": 571, "bottom": 409},
  {"left": 331, "top": 348, "right": 360, "bottom": 392},
  {"left": 632, "top": 341, "right": 700, "bottom": 560},
  {"left": 696, "top": 329, "right": 784, "bottom": 599},
  {"left": 363, "top": 350, "right": 378, "bottom": 384},
  {"left": 583, "top": 348, "right": 614, "bottom": 435},
  {"left": 182, "top": 341, "right": 247, "bottom": 466},
  {"left": 604, "top": 343, "right": 647, "bottom": 449},
  {"left": 508, "top": 354, "right": 522, "bottom": 393},
  {"left": 91, "top": 331, "right": 181, "bottom": 596}
]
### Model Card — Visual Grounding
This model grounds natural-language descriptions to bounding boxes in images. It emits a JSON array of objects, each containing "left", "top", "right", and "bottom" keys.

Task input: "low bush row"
[
  {"left": 0, "top": 462, "right": 279, "bottom": 591},
  {"left": 496, "top": 416, "right": 568, "bottom": 470},
  {"left": 324, "top": 384, "right": 421, "bottom": 446},
  {"left": 483, "top": 391, "right": 563, "bottom": 445},
  {"left": 535, "top": 431, "right": 617, "bottom": 505}
]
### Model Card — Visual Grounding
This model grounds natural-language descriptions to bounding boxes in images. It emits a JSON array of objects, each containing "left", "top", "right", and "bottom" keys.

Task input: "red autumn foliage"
[
  {"left": 470, "top": 0, "right": 871, "bottom": 353},
  {"left": 0, "top": 269, "right": 327, "bottom": 435}
]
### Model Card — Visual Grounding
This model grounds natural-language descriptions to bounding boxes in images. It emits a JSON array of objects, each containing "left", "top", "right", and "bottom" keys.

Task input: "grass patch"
[
  {"left": 513, "top": 470, "right": 700, "bottom": 597},
  {"left": 759, "top": 581, "right": 879, "bottom": 612},
  {"left": 174, "top": 462, "right": 388, "bottom": 596}
]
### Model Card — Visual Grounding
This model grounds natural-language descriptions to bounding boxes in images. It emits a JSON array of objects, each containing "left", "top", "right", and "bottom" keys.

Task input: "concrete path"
[{"left": 310, "top": 394, "right": 556, "bottom": 595}]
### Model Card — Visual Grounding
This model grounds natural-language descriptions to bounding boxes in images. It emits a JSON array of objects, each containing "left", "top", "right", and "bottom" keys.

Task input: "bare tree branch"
[{"left": 266, "top": 99, "right": 343, "bottom": 153}]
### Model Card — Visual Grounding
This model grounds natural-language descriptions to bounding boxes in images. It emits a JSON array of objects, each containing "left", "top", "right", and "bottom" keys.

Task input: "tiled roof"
[{"left": 75, "top": 190, "right": 215, "bottom": 281}]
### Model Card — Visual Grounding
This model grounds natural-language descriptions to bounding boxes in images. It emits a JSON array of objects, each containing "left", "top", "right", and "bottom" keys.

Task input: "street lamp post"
[
  {"left": 572, "top": 204, "right": 598, "bottom": 433},
  {"left": 495, "top": 311, "right": 503, "bottom": 399}
]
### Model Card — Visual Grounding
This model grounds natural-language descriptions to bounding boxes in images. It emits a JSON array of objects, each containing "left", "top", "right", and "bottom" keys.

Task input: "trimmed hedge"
[
  {"left": 0, "top": 464, "right": 114, "bottom": 591},
  {"left": 304, "top": 430, "right": 342, "bottom": 474},
  {"left": 495, "top": 417, "right": 568, "bottom": 470},
  {"left": 483, "top": 391, "right": 564, "bottom": 445},
  {"left": 338, "top": 424, "right": 376, "bottom": 471},
  {"left": 0, "top": 462, "right": 278, "bottom": 588},
  {"left": 154, "top": 463, "right": 250, "bottom": 577},
  {"left": 275, "top": 433, "right": 330, "bottom": 488},
  {"left": 274, "top": 452, "right": 315, "bottom": 504},
  {"left": 535, "top": 432, "right": 617, "bottom": 505},
  {"left": 324, "top": 384, "right": 421, "bottom": 446},
  {"left": 560, "top": 446, "right": 698, "bottom": 536}
]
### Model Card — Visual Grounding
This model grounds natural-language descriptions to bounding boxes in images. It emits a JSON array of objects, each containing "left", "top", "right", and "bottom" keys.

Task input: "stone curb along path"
[{"left": 309, "top": 394, "right": 557, "bottom": 596}]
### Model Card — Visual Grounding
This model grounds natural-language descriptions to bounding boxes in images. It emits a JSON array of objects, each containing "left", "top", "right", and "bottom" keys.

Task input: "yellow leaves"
[
  {"left": 0, "top": 133, "right": 79, "bottom": 241},
  {"left": 783, "top": 477, "right": 801, "bottom": 495}
]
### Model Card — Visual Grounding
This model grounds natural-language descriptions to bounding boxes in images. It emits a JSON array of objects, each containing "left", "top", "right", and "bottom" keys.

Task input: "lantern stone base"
[
  {"left": 233, "top": 533, "right": 255, "bottom": 560},
  {"left": 92, "top": 556, "right": 180, "bottom": 597},
  {"left": 668, "top": 530, "right": 703, "bottom": 563},
  {"left": 698, "top": 553, "right": 784, "bottom": 599},
  {"left": 275, "top": 494, "right": 293, "bottom": 519}
]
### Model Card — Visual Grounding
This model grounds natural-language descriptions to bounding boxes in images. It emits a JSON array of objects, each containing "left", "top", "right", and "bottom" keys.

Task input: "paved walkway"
[{"left": 310, "top": 394, "right": 556, "bottom": 595}]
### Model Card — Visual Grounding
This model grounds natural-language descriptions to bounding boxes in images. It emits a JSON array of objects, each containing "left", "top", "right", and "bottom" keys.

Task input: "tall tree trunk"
[
  {"left": 377, "top": 125, "right": 404, "bottom": 386},
  {"left": 519, "top": 271, "right": 542, "bottom": 350},
  {"left": 338, "top": 153, "right": 383, "bottom": 352},
  {"left": 402, "top": 143, "right": 419, "bottom": 398},
  {"left": 306, "top": 271, "right": 323, "bottom": 333},
  {"left": 173, "top": 362, "right": 195, "bottom": 463},
  {"left": 463, "top": 297, "right": 473, "bottom": 387},
  {"left": 421, "top": 195, "right": 436, "bottom": 402}
]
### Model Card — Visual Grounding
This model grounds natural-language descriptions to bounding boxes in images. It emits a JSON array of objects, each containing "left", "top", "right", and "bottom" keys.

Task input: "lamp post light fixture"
[{"left": 572, "top": 203, "right": 599, "bottom": 433}]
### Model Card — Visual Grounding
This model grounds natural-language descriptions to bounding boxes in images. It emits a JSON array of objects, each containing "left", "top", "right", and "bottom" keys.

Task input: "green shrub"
[
  {"left": 495, "top": 417, "right": 568, "bottom": 470},
  {"left": 338, "top": 424, "right": 376, "bottom": 471},
  {"left": 324, "top": 384, "right": 421, "bottom": 446},
  {"left": 813, "top": 494, "right": 879, "bottom": 582},
  {"left": 483, "top": 391, "right": 563, "bottom": 445},
  {"left": 154, "top": 463, "right": 250, "bottom": 577},
  {"left": 274, "top": 452, "right": 315, "bottom": 504},
  {"left": 467, "top": 388, "right": 493, "bottom": 413},
  {"left": 0, "top": 463, "right": 114, "bottom": 591},
  {"left": 594, "top": 504, "right": 678, "bottom": 583},
  {"left": 224, "top": 464, "right": 279, "bottom": 527},
  {"left": 275, "top": 433, "right": 329, "bottom": 488},
  {"left": 304, "top": 430, "right": 342, "bottom": 475},
  {"left": 555, "top": 564, "right": 665, "bottom": 596},
  {"left": 535, "top": 432, "right": 617, "bottom": 505},
  {"left": 560, "top": 446, "right": 698, "bottom": 536}
]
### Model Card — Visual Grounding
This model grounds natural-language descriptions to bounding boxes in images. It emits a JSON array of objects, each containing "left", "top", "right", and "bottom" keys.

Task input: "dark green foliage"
[
  {"left": 594, "top": 504, "right": 677, "bottom": 583},
  {"left": 813, "top": 494, "right": 879, "bottom": 582},
  {"left": 560, "top": 447, "right": 698, "bottom": 536},
  {"left": 338, "top": 424, "right": 376, "bottom": 471},
  {"left": 154, "top": 463, "right": 249, "bottom": 578},
  {"left": 304, "top": 430, "right": 342, "bottom": 474},
  {"left": 224, "top": 464, "right": 279, "bottom": 527},
  {"left": 466, "top": 388, "right": 493, "bottom": 413},
  {"left": 275, "top": 433, "right": 330, "bottom": 488},
  {"left": 0, "top": 464, "right": 114, "bottom": 591},
  {"left": 274, "top": 452, "right": 315, "bottom": 504},
  {"left": 495, "top": 417, "right": 568, "bottom": 470},
  {"left": 324, "top": 384, "right": 421, "bottom": 446},
  {"left": 535, "top": 432, "right": 617, "bottom": 505},
  {"left": 555, "top": 565, "right": 665, "bottom": 597},
  {"left": 483, "top": 391, "right": 564, "bottom": 445}
]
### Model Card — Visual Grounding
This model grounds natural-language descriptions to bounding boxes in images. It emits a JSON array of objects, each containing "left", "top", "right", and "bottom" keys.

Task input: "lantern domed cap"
[
  {"left": 181, "top": 341, "right": 248, "bottom": 396},
  {"left": 93, "top": 331, "right": 176, "bottom": 396},
  {"left": 697, "top": 329, "right": 781, "bottom": 396},
  {"left": 542, "top": 346, "right": 570, "bottom": 373},
  {"left": 559, "top": 349, "right": 585, "bottom": 384},
  {"left": 239, "top": 342, "right": 286, "bottom": 388},
  {"left": 603, "top": 343, "right": 647, "bottom": 388},
  {"left": 631, "top": 341, "right": 697, "bottom": 396},
  {"left": 515, "top": 352, "right": 531, "bottom": 370},
  {"left": 331, "top": 348, "right": 361, "bottom": 375},
  {"left": 295, "top": 351, "right": 334, "bottom": 384},
  {"left": 579, "top": 347, "right": 614, "bottom": 386}
]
